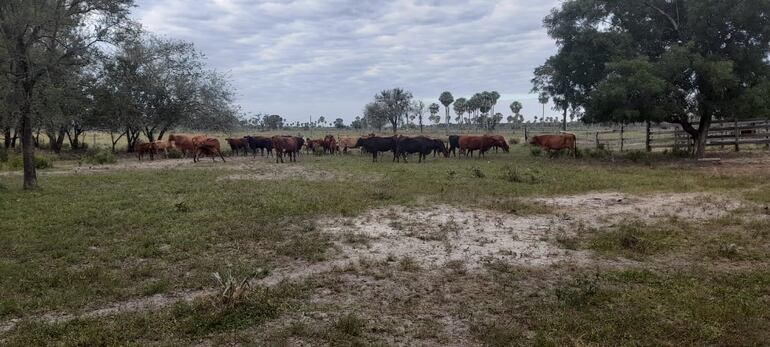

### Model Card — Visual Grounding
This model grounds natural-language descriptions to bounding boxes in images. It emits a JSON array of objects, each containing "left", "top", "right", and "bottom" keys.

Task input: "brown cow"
[
  {"left": 226, "top": 138, "right": 249, "bottom": 156},
  {"left": 459, "top": 135, "right": 496, "bottom": 158},
  {"left": 322, "top": 135, "right": 338, "bottom": 154},
  {"left": 272, "top": 136, "right": 300, "bottom": 163},
  {"left": 136, "top": 141, "right": 157, "bottom": 161},
  {"left": 306, "top": 138, "right": 325, "bottom": 154},
  {"left": 528, "top": 133, "right": 577, "bottom": 157},
  {"left": 168, "top": 134, "right": 196, "bottom": 157},
  {"left": 488, "top": 135, "right": 510, "bottom": 153},
  {"left": 193, "top": 137, "right": 226, "bottom": 163},
  {"left": 338, "top": 137, "right": 359, "bottom": 153},
  {"left": 153, "top": 140, "right": 170, "bottom": 159}
]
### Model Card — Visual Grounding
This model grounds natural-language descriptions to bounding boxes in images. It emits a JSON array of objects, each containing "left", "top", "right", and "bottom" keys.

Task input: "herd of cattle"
[{"left": 135, "top": 133, "right": 577, "bottom": 163}]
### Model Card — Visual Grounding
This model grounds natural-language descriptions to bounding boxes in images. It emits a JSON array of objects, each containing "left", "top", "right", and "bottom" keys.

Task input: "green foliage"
[
  {"left": 470, "top": 166, "right": 485, "bottom": 178},
  {"left": 3, "top": 152, "right": 54, "bottom": 170},
  {"left": 81, "top": 148, "right": 117, "bottom": 165},
  {"left": 529, "top": 146, "right": 542, "bottom": 157}
]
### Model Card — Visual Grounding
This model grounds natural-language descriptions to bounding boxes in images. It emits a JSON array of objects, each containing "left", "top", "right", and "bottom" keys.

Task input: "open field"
[{"left": 2, "top": 145, "right": 770, "bottom": 346}]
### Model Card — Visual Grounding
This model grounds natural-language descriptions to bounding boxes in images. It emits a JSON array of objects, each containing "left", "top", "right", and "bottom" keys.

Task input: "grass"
[{"left": 1, "top": 145, "right": 769, "bottom": 344}]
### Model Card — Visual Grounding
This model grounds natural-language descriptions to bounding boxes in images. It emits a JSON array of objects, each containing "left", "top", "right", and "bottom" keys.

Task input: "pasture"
[{"left": 1, "top": 143, "right": 770, "bottom": 346}]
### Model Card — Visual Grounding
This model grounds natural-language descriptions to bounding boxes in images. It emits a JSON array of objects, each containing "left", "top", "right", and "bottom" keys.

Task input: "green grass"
[{"left": 1, "top": 145, "right": 769, "bottom": 344}]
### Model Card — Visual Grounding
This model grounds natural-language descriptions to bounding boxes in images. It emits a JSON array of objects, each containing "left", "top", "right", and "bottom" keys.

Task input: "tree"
[
  {"left": 263, "top": 114, "right": 284, "bottom": 130},
  {"left": 489, "top": 91, "right": 501, "bottom": 118},
  {"left": 351, "top": 116, "right": 363, "bottom": 130},
  {"left": 510, "top": 101, "right": 522, "bottom": 119},
  {"left": 374, "top": 88, "right": 412, "bottom": 134},
  {"left": 439, "top": 91, "right": 454, "bottom": 134},
  {"left": 0, "top": 0, "right": 133, "bottom": 189},
  {"left": 453, "top": 97, "right": 467, "bottom": 130},
  {"left": 538, "top": 92, "right": 549, "bottom": 120},
  {"left": 410, "top": 100, "right": 425, "bottom": 133},
  {"left": 333, "top": 118, "right": 345, "bottom": 128},
  {"left": 428, "top": 103, "right": 440, "bottom": 125},
  {"left": 317, "top": 116, "right": 326, "bottom": 128},
  {"left": 538, "top": 0, "right": 770, "bottom": 157},
  {"left": 364, "top": 102, "right": 388, "bottom": 131}
]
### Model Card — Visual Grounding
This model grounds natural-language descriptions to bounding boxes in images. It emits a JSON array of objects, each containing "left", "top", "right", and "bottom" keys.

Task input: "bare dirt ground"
[{"left": 0, "top": 191, "right": 750, "bottom": 338}]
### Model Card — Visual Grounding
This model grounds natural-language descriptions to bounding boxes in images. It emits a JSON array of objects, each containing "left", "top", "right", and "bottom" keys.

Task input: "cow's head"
[{"left": 528, "top": 136, "right": 539, "bottom": 145}]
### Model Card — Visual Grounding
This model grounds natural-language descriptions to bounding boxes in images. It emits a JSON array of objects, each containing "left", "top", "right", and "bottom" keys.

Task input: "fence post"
[
  {"left": 734, "top": 118, "right": 740, "bottom": 152},
  {"left": 93, "top": 134, "right": 96, "bottom": 148},
  {"left": 645, "top": 121, "right": 651, "bottom": 152},
  {"left": 595, "top": 131, "right": 599, "bottom": 149},
  {"left": 524, "top": 126, "right": 528, "bottom": 142},
  {"left": 620, "top": 124, "right": 625, "bottom": 152}
]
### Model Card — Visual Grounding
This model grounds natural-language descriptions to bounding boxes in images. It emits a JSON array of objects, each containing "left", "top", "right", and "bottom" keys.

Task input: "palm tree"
[
  {"left": 439, "top": 91, "right": 454, "bottom": 134},
  {"left": 490, "top": 91, "right": 500, "bottom": 117},
  {"left": 318, "top": 116, "right": 326, "bottom": 128},
  {"left": 538, "top": 92, "right": 549, "bottom": 120},
  {"left": 509, "top": 101, "right": 522, "bottom": 119},
  {"left": 453, "top": 97, "right": 467, "bottom": 132},
  {"left": 429, "top": 103, "right": 440, "bottom": 127}
]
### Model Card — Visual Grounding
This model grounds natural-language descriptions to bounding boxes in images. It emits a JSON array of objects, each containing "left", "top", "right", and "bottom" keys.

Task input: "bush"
[
  {"left": 166, "top": 148, "right": 184, "bottom": 159},
  {"left": 625, "top": 150, "right": 648, "bottom": 163},
  {"left": 583, "top": 148, "right": 612, "bottom": 159},
  {"left": 471, "top": 167, "right": 485, "bottom": 178},
  {"left": 501, "top": 166, "right": 540, "bottom": 184},
  {"left": 509, "top": 137, "right": 520, "bottom": 145},
  {"left": 0, "top": 150, "right": 8, "bottom": 163},
  {"left": 4, "top": 153, "right": 54, "bottom": 170},
  {"left": 81, "top": 148, "right": 117, "bottom": 165},
  {"left": 530, "top": 147, "right": 542, "bottom": 157}
]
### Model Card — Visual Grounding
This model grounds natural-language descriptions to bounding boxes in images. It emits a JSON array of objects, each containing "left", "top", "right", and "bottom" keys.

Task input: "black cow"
[
  {"left": 355, "top": 136, "right": 398, "bottom": 162},
  {"left": 396, "top": 136, "right": 449, "bottom": 163},
  {"left": 448, "top": 135, "right": 461, "bottom": 157},
  {"left": 244, "top": 136, "right": 273, "bottom": 157}
]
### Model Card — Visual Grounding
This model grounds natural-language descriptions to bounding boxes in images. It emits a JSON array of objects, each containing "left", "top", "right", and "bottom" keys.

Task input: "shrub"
[
  {"left": 4, "top": 153, "right": 54, "bottom": 170},
  {"left": 81, "top": 148, "right": 117, "bottom": 165},
  {"left": 471, "top": 166, "right": 485, "bottom": 178},
  {"left": 508, "top": 137, "right": 520, "bottom": 145},
  {"left": 530, "top": 146, "right": 542, "bottom": 157},
  {"left": 584, "top": 148, "right": 611, "bottom": 159},
  {"left": 0, "top": 150, "right": 8, "bottom": 163},
  {"left": 625, "top": 150, "right": 648, "bottom": 163},
  {"left": 334, "top": 314, "right": 365, "bottom": 337},
  {"left": 166, "top": 147, "right": 184, "bottom": 159},
  {"left": 501, "top": 166, "right": 540, "bottom": 184}
]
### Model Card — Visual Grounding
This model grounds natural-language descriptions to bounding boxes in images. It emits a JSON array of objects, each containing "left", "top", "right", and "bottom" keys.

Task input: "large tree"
[
  {"left": 410, "top": 100, "right": 425, "bottom": 133},
  {"left": 0, "top": 0, "right": 133, "bottom": 189},
  {"left": 439, "top": 91, "right": 454, "bottom": 134},
  {"left": 537, "top": 0, "right": 770, "bottom": 157},
  {"left": 374, "top": 88, "right": 412, "bottom": 134},
  {"left": 453, "top": 97, "right": 467, "bottom": 130}
]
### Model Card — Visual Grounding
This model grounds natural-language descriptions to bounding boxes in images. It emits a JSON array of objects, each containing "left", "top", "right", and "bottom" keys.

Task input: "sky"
[{"left": 132, "top": 0, "right": 563, "bottom": 123}]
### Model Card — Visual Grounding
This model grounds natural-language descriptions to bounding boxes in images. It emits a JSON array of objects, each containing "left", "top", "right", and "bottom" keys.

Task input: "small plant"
[
  {"left": 334, "top": 314, "right": 365, "bottom": 337},
  {"left": 555, "top": 275, "right": 601, "bottom": 308},
  {"left": 166, "top": 147, "right": 184, "bottom": 159},
  {"left": 717, "top": 243, "right": 740, "bottom": 259},
  {"left": 447, "top": 169, "right": 457, "bottom": 179},
  {"left": 370, "top": 188, "right": 392, "bottom": 200},
  {"left": 398, "top": 256, "right": 420, "bottom": 272},
  {"left": 625, "top": 150, "right": 648, "bottom": 163},
  {"left": 501, "top": 166, "right": 540, "bottom": 184},
  {"left": 81, "top": 148, "right": 117, "bottom": 165},
  {"left": 530, "top": 146, "right": 542, "bottom": 157},
  {"left": 211, "top": 270, "right": 252, "bottom": 307},
  {"left": 174, "top": 201, "right": 190, "bottom": 213},
  {"left": 471, "top": 166, "right": 485, "bottom": 178},
  {"left": 508, "top": 137, "right": 520, "bottom": 145}
]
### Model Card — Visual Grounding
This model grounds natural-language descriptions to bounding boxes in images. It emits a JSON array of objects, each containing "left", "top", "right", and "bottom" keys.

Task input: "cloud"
[{"left": 133, "top": 0, "right": 562, "bottom": 122}]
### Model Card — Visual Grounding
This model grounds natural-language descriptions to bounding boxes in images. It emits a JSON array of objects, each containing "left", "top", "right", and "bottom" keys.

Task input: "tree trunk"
[
  {"left": 19, "top": 88, "right": 37, "bottom": 189},
  {"left": 11, "top": 127, "right": 19, "bottom": 148},
  {"left": 47, "top": 127, "right": 66, "bottom": 154},
  {"left": 679, "top": 116, "right": 711, "bottom": 158},
  {"left": 562, "top": 109, "right": 567, "bottom": 131},
  {"left": 3, "top": 127, "right": 10, "bottom": 148},
  {"left": 445, "top": 107, "right": 450, "bottom": 135}
]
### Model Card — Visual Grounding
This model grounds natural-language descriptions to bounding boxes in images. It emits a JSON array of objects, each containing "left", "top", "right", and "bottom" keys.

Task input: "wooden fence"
[{"left": 520, "top": 118, "right": 770, "bottom": 152}]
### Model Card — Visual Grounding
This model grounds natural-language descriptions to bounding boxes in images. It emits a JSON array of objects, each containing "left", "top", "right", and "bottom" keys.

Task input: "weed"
[
  {"left": 211, "top": 270, "right": 252, "bottom": 307},
  {"left": 470, "top": 166, "right": 485, "bottom": 178},
  {"left": 530, "top": 146, "right": 542, "bottom": 157},
  {"left": 334, "top": 313, "right": 366, "bottom": 337},
  {"left": 398, "top": 256, "right": 420, "bottom": 272}
]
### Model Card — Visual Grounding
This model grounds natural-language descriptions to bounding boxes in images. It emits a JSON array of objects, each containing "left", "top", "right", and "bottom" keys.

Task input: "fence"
[{"left": 521, "top": 118, "right": 770, "bottom": 153}]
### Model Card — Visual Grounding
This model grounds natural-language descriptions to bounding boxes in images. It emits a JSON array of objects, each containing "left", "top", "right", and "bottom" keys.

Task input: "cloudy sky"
[{"left": 132, "top": 0, "right": 562, "bottom": 123}]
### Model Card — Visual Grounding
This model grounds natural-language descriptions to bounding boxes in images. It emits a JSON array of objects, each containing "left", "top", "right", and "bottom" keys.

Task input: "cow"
[
  {"left": 136, "top": 141, "right": 157, "bottom": 161},
  {"left": 323, "top": 135, "right": 338, "bottom": 154},
  {"left": 226, "top": 138, "right": 250, "bottom": 156},
  {"left": 355, "top": 136, "right": 398, "bottom": 162},
  {"left": 459, "top": 135, "right": 496, "bottom": 158},
  {"left": 488, "top": 135, "right": 510, "bottom": 153},
  {"left": 244, "top": 136, "right": 273, "bottom": 157},
  {"left": 396, "top": 136, "right": 449, "bottom": 163},
  {"left": 306, "top": 138, "right": 325, "bottom": 154},
  {"left": 272, "top": 136, "right": 300, "bottom": 163},
  {"left": 193, "top": 137, "right": 226, "bottom": 163},
  {"left": 153, "top": 140, "right": 170, "bottom": 159},
  {"left": 167, "top": 134, "right": 196, "bottom": 157},
  {"left": 338, "top": 137, "right": 359, "bottom": 153},
  {"left": 528, "top": 133, "right": 577, "bottom": 157},
  {"left": 448, "top": 135, "right": 461, "bottom": 157}
]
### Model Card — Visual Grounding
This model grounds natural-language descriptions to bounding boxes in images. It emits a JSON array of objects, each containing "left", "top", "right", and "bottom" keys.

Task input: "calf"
[
  {"left": 136, "top": 142, "right": 157, "bottom": 161},
  {"left": 528, "top": 133, "right": 577, "bottom": 157},
  {"left": 355, "top": 136, "right": 397, "bottom": 162},
  {"left": 488, "top": 135, "right": 510, "bottom": 153},
  {"left": 168, "top": 134, "right": 195, "bottom": 157},
  {"left": 153, "top": 140, "right": 170, "bottom": 159},
  {"left": 323, "top": 135, "right": 338, "bottom": 154}
]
